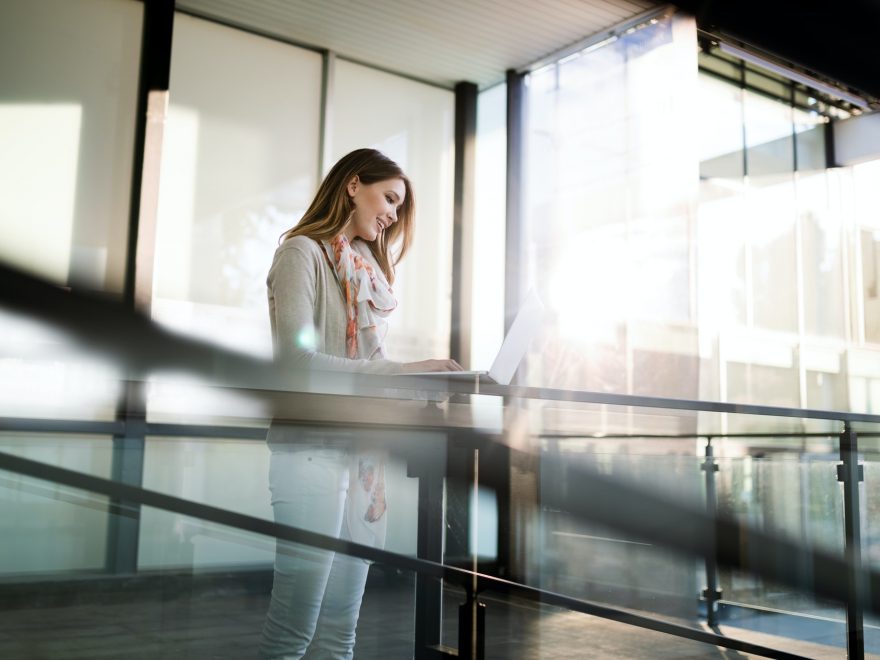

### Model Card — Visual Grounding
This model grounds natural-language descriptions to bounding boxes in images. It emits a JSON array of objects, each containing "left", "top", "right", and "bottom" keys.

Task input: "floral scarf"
[
  {"left": 322, "top": 234, "right": 394, "bottom": 536},
  {"left": 324, "top": 234, "right": 396, "bottom": 361}
]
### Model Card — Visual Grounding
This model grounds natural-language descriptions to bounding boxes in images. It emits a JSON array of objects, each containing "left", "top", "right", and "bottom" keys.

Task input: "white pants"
[{"left": 258, "top": 447, "right": 370, "bottom": 660}]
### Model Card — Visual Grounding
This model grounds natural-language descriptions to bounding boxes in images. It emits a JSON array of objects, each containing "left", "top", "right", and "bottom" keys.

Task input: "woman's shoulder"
[
  {"left": 273, "top": 235, "right": 327, "bottom": 268},
  {"left": 269, "top": 235, "right": 326, "bottom": 283},
  {"left": 276, "top": 234, "right": 322, "bottom": 257}
]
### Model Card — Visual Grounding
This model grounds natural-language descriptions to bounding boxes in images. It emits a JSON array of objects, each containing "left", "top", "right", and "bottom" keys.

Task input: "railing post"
[
  {"left": 838, "top": 421, "right": 865, "bottom": 659},
  {"left": 701, "top": 436, "right": 722, "bottom": 627},
  {"left": 458, "top": 588, "right": 486, "bottom": 660},
  {"left": 410, "top": 434, "right": 446, "bottom": 658},
  {"left": 105, "top": 382, "right": 147, "bottom": 574}
]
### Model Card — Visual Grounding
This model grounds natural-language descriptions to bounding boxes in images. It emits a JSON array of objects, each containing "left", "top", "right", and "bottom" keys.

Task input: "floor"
[{"left": 0, "top": 576, "right": 862, "bottom": 659}]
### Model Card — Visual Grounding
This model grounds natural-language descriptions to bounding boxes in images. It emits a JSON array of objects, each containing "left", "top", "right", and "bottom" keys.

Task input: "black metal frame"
[
  {"left": 839, "top": 422, "right": 865, "bottom": 659},
  {"left": 108, "top": 0, "right": 176, "bottom": 575},
  {"left": 449, "top": 81, "right": 478, "bottom": 367},
  {"left": 503, "top": 69, "right": 526, "bottom": 334}
]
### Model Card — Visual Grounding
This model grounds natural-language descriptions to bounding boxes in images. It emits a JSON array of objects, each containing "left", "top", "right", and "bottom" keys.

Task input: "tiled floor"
[{"left": 0, "top": 577, "right": 859, "bottom": 659}]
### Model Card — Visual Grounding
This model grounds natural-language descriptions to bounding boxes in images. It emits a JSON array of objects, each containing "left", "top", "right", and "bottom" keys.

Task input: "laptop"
[{"left": 401, "top": 290, "right": 544, "bottom": 385}]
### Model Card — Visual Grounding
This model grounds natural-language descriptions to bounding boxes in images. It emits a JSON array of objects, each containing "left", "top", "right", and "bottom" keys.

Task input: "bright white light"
[
  {"left": 0, "top": 104, "right": 82, "bottom": 283},
  {"left": 548, "top": 227, "right": 629, "bottom": 345}
]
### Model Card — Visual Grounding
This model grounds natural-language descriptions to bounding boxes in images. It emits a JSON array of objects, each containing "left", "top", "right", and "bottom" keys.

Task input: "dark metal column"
[
  {"left": 106, "top": 0, "right": 175, "bottom": 575},
  {"left": 701, "top": 437, "right": 722, "bottom": 627},
  {"left": 106, "top": 386, "right": 147, "bottom": 574},
  {"left": 411, "top": 437, "right": 447, "bottom": 658},
  {"left": 838, "top": 422, "right": 865, "bottom": 659},
  {"left": 504, "top": 70, "right": 527, "bottom": 332},
  {"left": 495, "top": 69, "right": 528, "bottom": 583},
  {"left": 123, "top": 0, "right": 174, "bottom": 312},
  {"left": 450, "top": 81, "right": 478, "bottom": 367}
]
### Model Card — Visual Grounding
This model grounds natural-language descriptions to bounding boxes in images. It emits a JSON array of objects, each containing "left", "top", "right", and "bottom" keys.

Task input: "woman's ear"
[{"left": 347, "top": 175, "right": 360, "bottom": 198}]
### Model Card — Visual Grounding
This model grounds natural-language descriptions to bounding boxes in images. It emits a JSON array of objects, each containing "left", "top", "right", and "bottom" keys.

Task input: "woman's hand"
[{"left": 399, "top": 359, "right": 464, "bottom": 374}]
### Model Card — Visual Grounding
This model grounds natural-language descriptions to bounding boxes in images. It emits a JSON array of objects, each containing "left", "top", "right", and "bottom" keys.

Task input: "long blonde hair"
[{"left": 281, "top": 149, "right": 414, "bottom": 284}]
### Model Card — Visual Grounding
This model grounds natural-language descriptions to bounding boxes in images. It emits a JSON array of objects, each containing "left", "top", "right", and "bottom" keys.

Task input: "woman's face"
[{"left": 344, "top": 176, "right": 406, "bottom": 242}]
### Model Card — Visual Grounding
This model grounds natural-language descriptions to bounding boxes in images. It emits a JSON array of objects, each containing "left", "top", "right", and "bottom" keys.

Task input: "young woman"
[{"left": 258, "top": 148, "right": 461, "bottom": 659}]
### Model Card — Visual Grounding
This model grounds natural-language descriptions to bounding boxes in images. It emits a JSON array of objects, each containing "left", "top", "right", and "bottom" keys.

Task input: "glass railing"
[{"left": 2, "top": 262, "right": 880, "bottom": 658}]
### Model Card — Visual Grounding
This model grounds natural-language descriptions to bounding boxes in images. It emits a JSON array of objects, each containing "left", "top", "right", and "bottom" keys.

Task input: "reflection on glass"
[
  {"left": 524, "top": 14, "right": 699, "bottom": 397},
  {"left": 0, "top": 435, "right": 113, "bottom": 574},
  {"left": 716, "top": 454, "right": 846, "bottom": 623},
  {"left": 472, "top": 83, "right": 507, "bottom": 370},
  {"left": 0, "top": 0, "right": 140, "bottom": 428},
  {"left": 331, "top": 59, "right": 456, "bottom": 364},
  {"left": 153, "top": 13, "right": 323, "bottom": 360},
  {"left": 536, "top": 439, "right": 702, "bottom": 617},
  {"left": 0, "top": 103, "right": 81, "bottom": 283},
  {"left": 0, "top": 0, "right": 141, "bottom": 292}
]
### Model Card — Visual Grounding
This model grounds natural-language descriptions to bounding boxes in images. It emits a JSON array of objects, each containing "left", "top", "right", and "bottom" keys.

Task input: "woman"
[{"left": 258, "top": 148, "right": 461, "bottom": 659}]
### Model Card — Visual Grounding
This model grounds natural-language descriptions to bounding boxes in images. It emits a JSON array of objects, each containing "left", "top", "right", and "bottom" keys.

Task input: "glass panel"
[
  {"left": 330, "top": 59, "right": 455, "bottom": 363},
  {"left": 859, "top": 160, "right": 880, "bottom": 344},
  {"left": 727, "top": 362, "right": 801, "bottom": 433},
  {"left": 799, "top": 171, "right": 845, "bottom": 338},
  {"left": 523, "top": 14, "right": 699, "bottom": 396},
  {"left": 744, "top": 68, "right": 790, "bottom": 100},
  {"left": 152, "top": 13, "right": 323, "bottom": 359},
  {"left": 0, "top": 0, "right": 138, "bottom": 427},
  {"left": 138, "top": 436, "right": 275, "bottom": 570},
  {"left": 0, "top": 0, "right": 141, "bottom": 293},
  {"left": 0, "top": 470, "right": 419, "bottom": 658},
  {"left": 471, "top": 83, "right": 506, "bottom": 370},
  {"left": 536, "top": 440, "right": 702, "bottom": 617},
  {"left": 805, "top": 368, "right": 847, "bottom": 410},
  {"left": 715, "top": 452, "right": 847, "bottom": 634},
  {"left": 0, "top": 434, "right": 113, "bottom": 575},
  {"left": 747, "top": 175, "right": 798, "bottom": 333},
  {"left": 793, "top": 107, "right": 827, "bottom": 172},
  {"left": 699, "top": 73, "right": 745, "bottom": 180},
  {"left": 139, "top": 432, "right": 423, "bottom": 570},
  {"left": 864, "top": 227, "right": 880, "bottom": 344},
  {"left": 698, "top": 50, "right": 741, "bottom": 82},
  {"left": 0, "top": 309, "right": 121, "bottom": 421},
  {"left": 864, "top": 455, "right": 880, "bottom": 575},
  {"left": 744, "top": 89, "right": 794, "bottom": 178}
]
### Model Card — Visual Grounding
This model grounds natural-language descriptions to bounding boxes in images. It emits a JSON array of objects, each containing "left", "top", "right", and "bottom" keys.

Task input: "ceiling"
[
  {"left": 673, "top": 0, "right": 880, "bottom": 104},
  {"left": 175, "top": 0, "right": 660, "bottom": 90}
]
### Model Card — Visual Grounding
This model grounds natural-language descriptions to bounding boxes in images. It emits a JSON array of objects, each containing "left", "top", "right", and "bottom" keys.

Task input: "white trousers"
[{"left": 258, "top": 447, "right": 370, "bottom": 660}]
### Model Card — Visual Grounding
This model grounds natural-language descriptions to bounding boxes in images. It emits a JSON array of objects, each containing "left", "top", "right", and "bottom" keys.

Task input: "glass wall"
[
  {"left": 0, "top": 0, "right": 141, "bottom": 292},
  {"left": 152, "top": 13, "right": 323, "bottom": 361},
  {"left": 0, "top": 0, "right": 141, "bottom": 424},
  {"left": 523, "top": 14, "right": 700, "bottom": 404},
  {"left": 517, "top": 7, "right": 880, "bottom": 629},
  {"left": 142, "top": 16, "right": 456, "bottom": 567},
  {"left": 0, "top": 434, "right": 113, "bottom": 574},
  {"left": 0, "top": 4, "right": 457, "bottom": 579},
  {"left": 472, "top": 83, "right": 507, "bottom": 370},
  {"left": 330, "top": 60, "right": 455, "bottom": 363},
  {"left": 518, "top": 13, "right": 880, "bottom": 420},
  {"left": 0, "top": 0, "right": 141, "bottom": 573}
]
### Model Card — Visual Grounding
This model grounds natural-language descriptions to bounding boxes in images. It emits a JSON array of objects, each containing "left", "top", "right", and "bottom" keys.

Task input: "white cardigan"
[{"left": 266, "top": 235, "right": 402, "bottom": 375}]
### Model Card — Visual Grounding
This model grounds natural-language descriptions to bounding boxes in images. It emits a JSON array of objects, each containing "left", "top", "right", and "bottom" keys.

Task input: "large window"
[
  {"left": 522, "top": 14, "right": 699, "bottom": 400},
  {"left": 152, "top": 13, "right": 323, "bottom": 361},
  {"left": 0, "top": 0, "right": 141, "bottom": 292},
  {"left": 330, "top": 60, "right": 456, "bottom": 363}
]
